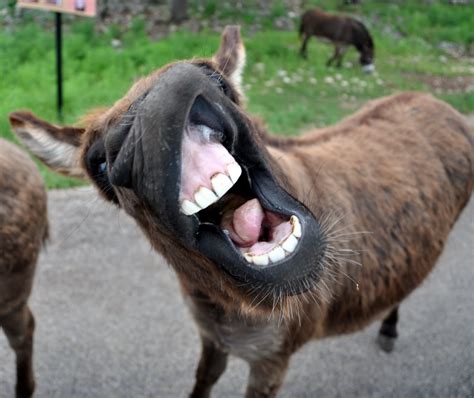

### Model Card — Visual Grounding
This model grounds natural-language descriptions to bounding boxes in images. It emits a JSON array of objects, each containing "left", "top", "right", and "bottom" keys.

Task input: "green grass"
[
  {"left": 191, "top": 0, "right": 474, "bottom": 48},
  {"left": 1, "top": 0, "right": 473, "bottom": 188}
]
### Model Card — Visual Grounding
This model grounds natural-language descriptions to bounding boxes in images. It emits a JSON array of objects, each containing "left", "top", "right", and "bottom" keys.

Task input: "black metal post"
[{"left": 55, "top": 12, "right": 63, "bottom": 120}]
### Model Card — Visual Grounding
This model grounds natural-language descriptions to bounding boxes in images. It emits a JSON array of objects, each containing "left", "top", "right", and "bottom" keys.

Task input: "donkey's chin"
[{"left": 177, "top": 97, "right": 326, "bottom": 296}]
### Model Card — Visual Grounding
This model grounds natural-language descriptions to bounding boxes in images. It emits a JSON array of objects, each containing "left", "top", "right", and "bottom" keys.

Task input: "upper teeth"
[
  {"left": 194, "top": 187, "right": 218, "bottom": 209},
  {"left": 180, "top": 162, "right": 242, "bottom": 215},
  {"left": 211, "top": 173, "right": 233, "bottom": 197},
  {"left": 227, "top": 163, "right": 242, "bottom": 184},
  {"left": 244, "top": 215, "right": 302, "bottom": 266}
]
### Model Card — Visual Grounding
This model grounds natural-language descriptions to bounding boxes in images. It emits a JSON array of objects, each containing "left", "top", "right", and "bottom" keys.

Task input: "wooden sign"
[{"left": 18, "top": 0, "right": 97, "bottom": 18}]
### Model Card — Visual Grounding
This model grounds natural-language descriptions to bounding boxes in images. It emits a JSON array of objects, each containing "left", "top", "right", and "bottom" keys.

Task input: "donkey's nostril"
[
  {"left": 106, "top": 92, "right": 149, "bottom": 167},
  {"left": 108, "top": 140, "right": 135, "bottom": 189},
  {"left": 106, "top": 119, "right": 138, "bottom": 189},
  {"left": 106, "top": 93, "right": 150, "bottom": 188},
  {"left": 106, "top": 116, "right": 133, "bottom": 162},
  {"left": 189, "top": 96, "right": 225, "bottom": 134}
]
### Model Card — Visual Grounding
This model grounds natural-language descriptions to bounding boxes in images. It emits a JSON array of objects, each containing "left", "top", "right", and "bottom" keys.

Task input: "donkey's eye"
[
  {"left": 85, "top": 141, "right": 107, "bottom": 178},
  {"left": 98, "top": 161, "right": 107, "bottom": 174},
  {"left": 85, "top": 138, "right": 119, "bottom": 204},
  {"left": 89, "top": 156, "right": 107, "bottom": 178}
]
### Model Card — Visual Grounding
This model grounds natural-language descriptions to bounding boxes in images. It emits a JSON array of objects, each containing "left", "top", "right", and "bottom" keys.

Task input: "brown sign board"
[{"left": 18, "top": 0, "right": 96, "bottom": 18}]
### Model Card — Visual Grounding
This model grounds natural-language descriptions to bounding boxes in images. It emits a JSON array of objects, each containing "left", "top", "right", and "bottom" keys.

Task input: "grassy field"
[{"left": 1, "top": 0, "right": 473, "bottom": 188}]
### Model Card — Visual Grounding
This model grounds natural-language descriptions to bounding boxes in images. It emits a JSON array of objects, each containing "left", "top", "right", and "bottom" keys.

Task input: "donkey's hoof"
[
  {"left": 376, "top": 334, "right": 396, "bottom": 353},
  {"left": 16, "top": 382, "right": 35, "bottom": 398},
  {"left": 16, "top": 390, "right": 34, "bottom": 398}
]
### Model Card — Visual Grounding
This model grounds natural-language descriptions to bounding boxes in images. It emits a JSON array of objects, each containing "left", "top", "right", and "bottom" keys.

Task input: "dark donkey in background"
[
  {"left": 10, "top": 26, "right": 473, "bottom": 397},
  {"left": 300, "top": 8, "right": 375, "bottom": 73},
  {"left": 0, "top": 139, "right": 48, "bottom": 398}
]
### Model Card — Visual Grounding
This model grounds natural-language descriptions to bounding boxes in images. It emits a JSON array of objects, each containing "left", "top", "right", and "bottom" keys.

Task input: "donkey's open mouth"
[
  {"left": 107, "top": 63, "right": 326, "bottom": 295},
  {"left": 180, "top": 97, "right": 302, "bottom": 268}
]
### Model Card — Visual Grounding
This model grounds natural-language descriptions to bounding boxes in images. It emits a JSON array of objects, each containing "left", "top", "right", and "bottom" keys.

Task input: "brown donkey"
[
  {"left": 300, "top": 8, "right": 375, "bottom": 73},
  {"left": 0, "top": 139, "right": 48, "bottom": 398},
  {"left": 9, "top": 26, "right": 473, "bottom": 397}
]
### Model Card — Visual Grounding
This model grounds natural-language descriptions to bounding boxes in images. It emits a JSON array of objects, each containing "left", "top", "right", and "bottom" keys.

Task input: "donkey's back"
[
  {"left": 290, "top": 92, "right": 473, "bottom": 337},
  {"left": 300, "top": 9, "right": 369, "bottom": 44},
  {"left": 0, "top": 139, "right": 47, "bottom": 292},
  {"left": 0, "top": 138, "right": 48, "bottom": 397}
]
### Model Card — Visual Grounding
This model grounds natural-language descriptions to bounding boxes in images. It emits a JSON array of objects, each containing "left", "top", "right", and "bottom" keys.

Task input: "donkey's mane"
[{"left": 351, "top": 19, "right": 374, "bottom": 52}]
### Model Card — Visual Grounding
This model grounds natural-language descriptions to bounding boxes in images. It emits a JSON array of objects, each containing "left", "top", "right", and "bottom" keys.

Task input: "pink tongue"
[{"left": 221, "top": 199, "right": 264, "bottom": 247}]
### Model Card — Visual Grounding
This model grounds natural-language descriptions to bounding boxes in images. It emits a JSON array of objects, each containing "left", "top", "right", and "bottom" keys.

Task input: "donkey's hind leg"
[
  {"left": 377, "top": 306, "right": 399, "bottom": 353},
  {"left": 0, "top": 304, "right": 36, "bottom": 398},
  {"left": 335, "top": 46, "right": 348, "bottom": 67},
  {"left": 299, "top": 34, "right": 310, "bottom": 59},
  {"left": 326, "top": 44, "right": 341, "bottom": 66},
  {"left": 190, "top": 336, "right": 228, "bottom": 398}
]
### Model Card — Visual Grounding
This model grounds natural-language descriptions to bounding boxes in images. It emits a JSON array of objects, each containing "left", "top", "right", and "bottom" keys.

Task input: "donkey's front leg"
[
  {"left": 299, "top": 34, "right": 310, "bottom": 59},
  {"left": 245, "top": 355, "right": 290, "bottom": 398},
  {"left": 326, "top": 44, "right": 347, "bottom": 67},
  {"left": 0, "top": 304, "right": 36, "bottom": 398},
  {"left": 190, "top": 336, "right": 228, "bottom": 398},
  {"left": 377, "top": 305, "right": 399, "bottom": 353},
  {"left": 335, "top": 45, "right": 348, "bottom": 68}
]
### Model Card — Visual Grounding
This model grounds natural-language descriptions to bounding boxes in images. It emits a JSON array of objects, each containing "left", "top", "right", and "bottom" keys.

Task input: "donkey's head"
[
  {"left": 360, "top": 45, "right": 375, "bottom": 73},
  {"left": 10, "top": 27, "right": 326, "bottom": 317}
]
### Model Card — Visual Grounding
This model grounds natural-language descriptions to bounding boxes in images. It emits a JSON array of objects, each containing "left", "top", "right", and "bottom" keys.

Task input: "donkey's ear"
[
  {"left": 213, "top": 25, "right": 246, "bottom": 92},
  {"left": 9, "top": 111, "right": 87, "bottom": 179}
]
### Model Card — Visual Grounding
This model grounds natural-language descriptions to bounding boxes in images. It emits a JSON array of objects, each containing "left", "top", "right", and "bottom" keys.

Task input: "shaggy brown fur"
[
  {"left": 300, "top": 8, "right": 375, "bottom": 69},
  {"left": 0, "top": 139, "right": 48, "bottom": 398},
  {"left": 9, "top": 27, "right": 473, "bottom": 397}
]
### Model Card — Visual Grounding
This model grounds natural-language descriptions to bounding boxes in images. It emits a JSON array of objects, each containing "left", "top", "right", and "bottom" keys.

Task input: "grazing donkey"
[
  {"left": 300, "top": 8, "right": 375, "bottom": 73},
  {"left": 9, "top": 26, "right": 473, "bottom": 397},
  {"left": 0, "top": 138, "right": 48, "bottom": 398}
]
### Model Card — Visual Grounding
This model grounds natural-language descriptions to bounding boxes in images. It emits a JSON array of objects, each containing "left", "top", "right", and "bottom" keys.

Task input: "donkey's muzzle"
[
  {"left": 105, "top": 62, "right": 326, "bottom": 297},
  {"left": 106, "top": 63, "right": 235, "bottom": 238}
]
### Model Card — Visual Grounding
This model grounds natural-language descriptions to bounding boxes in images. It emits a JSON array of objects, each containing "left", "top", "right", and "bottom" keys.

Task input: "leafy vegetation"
[{"left": 1, "top": 0, "right": 473, "bottom": 188}]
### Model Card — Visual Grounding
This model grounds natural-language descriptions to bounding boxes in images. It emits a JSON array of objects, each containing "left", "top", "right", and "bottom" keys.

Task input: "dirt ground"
[
  {"left": 466, "top": 113, "right": 474, "bottom": 129},
  {"left": 0, "top": 187, "right": 473, "bottom": 398}
]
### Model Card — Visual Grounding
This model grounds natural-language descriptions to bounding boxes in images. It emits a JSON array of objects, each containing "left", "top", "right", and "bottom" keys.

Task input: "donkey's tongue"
[{"left": 221, "top": 199, "right": 264, "bottom": 247}]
